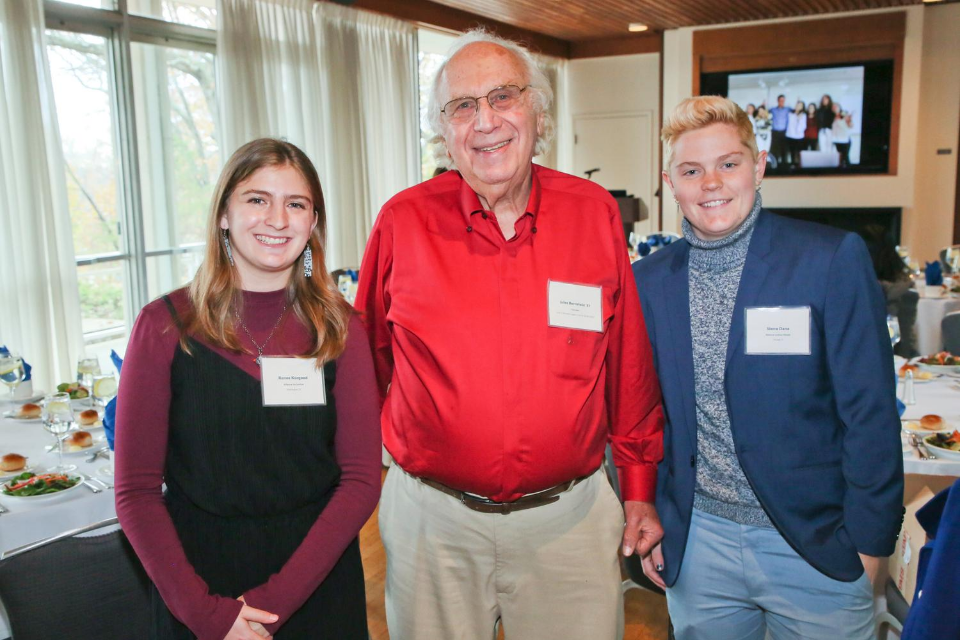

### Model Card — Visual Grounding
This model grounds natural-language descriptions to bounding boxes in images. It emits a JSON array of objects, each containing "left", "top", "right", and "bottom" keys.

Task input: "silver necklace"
[{"left": 235, "top": 303, "right": 288, "bottom": 365}]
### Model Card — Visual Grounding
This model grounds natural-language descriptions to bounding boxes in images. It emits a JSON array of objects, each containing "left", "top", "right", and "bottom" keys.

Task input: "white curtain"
[
  {"left": 534, "top": 54, "right": 571, "bottom": 173},
  {"left": 0, "top": 0, "right": 83, "bottom": 390},
  {"left": 218, "top": 0, "right": 418, "bottom": 269}
]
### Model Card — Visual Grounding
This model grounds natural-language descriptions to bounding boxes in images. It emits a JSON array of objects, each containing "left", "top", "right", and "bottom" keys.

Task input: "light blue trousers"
[{"left": 667, "top": 509, "right": 874, "bottom": 640}]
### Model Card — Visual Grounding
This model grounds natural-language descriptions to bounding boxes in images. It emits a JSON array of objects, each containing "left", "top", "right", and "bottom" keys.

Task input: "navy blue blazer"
[{"left": 633, "top": 211, "right": 904, "bottom": 585}]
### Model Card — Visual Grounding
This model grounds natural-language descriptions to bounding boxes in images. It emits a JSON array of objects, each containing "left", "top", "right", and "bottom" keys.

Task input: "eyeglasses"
[{"left": 440, "top": 85, "right": 530, "bottom": 122}]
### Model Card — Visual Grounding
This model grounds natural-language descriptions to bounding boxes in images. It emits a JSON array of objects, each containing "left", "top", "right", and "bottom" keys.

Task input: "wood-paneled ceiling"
[{"left": 410, "top": 0, "right": 920, "bottom": 40}]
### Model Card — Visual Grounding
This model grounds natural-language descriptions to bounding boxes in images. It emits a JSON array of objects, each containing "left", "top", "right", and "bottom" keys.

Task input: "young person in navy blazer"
[{"left": 631, "top": 96, "right": 903, "bottom": 640}]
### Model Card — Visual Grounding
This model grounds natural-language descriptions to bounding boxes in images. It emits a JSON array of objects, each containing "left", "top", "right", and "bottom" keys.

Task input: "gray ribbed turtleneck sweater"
[{"left": 684, "top": 194, "right": 772, "bottom": 528}]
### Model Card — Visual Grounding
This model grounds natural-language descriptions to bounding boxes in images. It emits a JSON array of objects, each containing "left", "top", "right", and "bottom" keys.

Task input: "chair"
[
  {"left": 875, "top": 577, "right": 910, "bottom": 639},
  {"left": 939, "top": 245, "right": 960, "bottom": 275},
  {"left": 0, "top": 517, "right": 152, "bottom": 640},
  {"left": 895, "top": 289, "right": 920, "bottom": 359},
  {"left": 942, "top": 312, "right": 960, "bottom": 355},
  {"left": 603, "top": 447, "right": 675, "bottom": 639}
]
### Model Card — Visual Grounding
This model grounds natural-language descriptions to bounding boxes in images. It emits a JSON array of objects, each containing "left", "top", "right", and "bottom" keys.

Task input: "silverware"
[
  {"left": 915, "top": 434, "right": 937, "bottom": 460},
  {"left": 81, "top": 480, "right": 102, "bottom": 494},
  {"left": 906, "top": 433, "right": 926, "bottom": 460},
  {"left": 0, "top": 503, "right": 8, "bottom": 515},
  {"left": 89, "top": 476, "right": 111, "bottom": 490},
  {"left": 908, "top": 433, "right": 936, "bottom": 460},
  {"left": 86, "top": 447, "right": 109, "bottom": 463}
]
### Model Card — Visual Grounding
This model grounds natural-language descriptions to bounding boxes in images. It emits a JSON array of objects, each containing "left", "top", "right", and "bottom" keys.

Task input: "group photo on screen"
[{"left": 728, "top": 66, "right": 864, "bottom": 172}]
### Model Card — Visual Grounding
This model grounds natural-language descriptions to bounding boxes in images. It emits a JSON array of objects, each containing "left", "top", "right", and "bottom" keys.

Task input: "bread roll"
[
  {"left": 78, "top": 409, "right": 99, "bottom": 426},
  {"left": 1, "top": 453, "right": 26, "bottom": 472},
  {"left": 67, "top": 431, "right": 93, "bottom": 448},
  {"left": 898, "top": 363, "right": 918, "bottom": 376},
  {"left": 17, "top": 403, "right": 41, "bottom": 419},
  {"left": 920, "top": 414, "right": 944, "bottom": 431}
]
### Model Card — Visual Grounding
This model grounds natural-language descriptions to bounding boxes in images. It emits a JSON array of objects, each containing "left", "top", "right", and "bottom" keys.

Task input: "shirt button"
[
  {"left": 482, "top": 213, "right": 488, "bottom": 219},
  {"left": 567, "top": 337, "right": 573, "bottom": 344},
  {"left": 532, "top": 227, "right": 538, "bottom": 233},
  {"left": 466, "top": 226, "right": 473, "bottom": 232}
]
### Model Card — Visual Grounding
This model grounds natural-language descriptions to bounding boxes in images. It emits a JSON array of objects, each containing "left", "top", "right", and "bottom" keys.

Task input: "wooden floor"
[{"left": 359, "top": 480, "right": 670, "bottom": 640}]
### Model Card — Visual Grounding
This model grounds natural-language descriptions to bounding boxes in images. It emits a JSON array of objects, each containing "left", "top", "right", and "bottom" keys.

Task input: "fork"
[
  {"left": 89, "top": 476, "right": 112, "bottom": 490},
  {"left": 908, "top": 433, "right": 937, "bottom": 460}
]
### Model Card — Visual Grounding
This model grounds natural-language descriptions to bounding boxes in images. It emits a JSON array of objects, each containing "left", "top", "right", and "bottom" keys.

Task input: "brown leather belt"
[{"left": 418, "top": 474, "right": 590, "bottom": 514}]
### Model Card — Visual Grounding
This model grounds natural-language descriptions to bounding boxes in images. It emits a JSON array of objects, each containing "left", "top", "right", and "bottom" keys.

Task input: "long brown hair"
[{"left": 184, "top": 138, "right": 351, "bottom": 364}]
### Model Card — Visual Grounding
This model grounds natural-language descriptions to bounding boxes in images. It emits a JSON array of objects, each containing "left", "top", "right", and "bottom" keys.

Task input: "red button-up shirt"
[{"left": 356, "top": 165, "right": 664, "bottom": 502}]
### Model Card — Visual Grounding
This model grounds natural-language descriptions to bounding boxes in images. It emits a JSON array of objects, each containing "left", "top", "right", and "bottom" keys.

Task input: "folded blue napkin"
[
  {"left": 647, "top": 235, "right": 661, "bottom": 247},
  {"left": 636, "top": 242, "right": 651, "bottom": 257},
  {"left": 925, "top": 261, "right": 943, "bottom": 286},
  {"left": 895, "top": 371, "right": 905, "bottom": 417},
  {"left": 102, "top": 350, "right": 123, "bottom": 450},
  {"left": 0, "top": 345, "right": 31, "bottom": 381}
]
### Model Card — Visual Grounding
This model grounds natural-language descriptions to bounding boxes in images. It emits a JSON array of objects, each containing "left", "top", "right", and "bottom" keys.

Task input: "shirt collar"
[{"left": 457, "top": 165, "right": 543, "bottom": 228}]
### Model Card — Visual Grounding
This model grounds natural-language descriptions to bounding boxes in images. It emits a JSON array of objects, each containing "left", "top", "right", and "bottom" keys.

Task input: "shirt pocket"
[{"left": 548, "top": 327, "right": 606, "bottom": 380}]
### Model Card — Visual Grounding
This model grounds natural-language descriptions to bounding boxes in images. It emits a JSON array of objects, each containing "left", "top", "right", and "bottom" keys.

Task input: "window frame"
[{"left": 44, "top": 0, "right": 216, "bottom": 345}]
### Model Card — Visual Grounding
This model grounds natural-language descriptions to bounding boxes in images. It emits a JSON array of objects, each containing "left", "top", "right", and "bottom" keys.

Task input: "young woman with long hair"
[{"left": 115, "top": 138, "right": 381, "bottom": 640}]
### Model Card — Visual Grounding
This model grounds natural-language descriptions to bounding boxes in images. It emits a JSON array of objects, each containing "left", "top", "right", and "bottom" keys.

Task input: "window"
[
  {"left": 44, "top": 1, "right": 218, "bottom": 364},
  {"left": 417, "top": 28, "right": 455, "bottom": 182}
]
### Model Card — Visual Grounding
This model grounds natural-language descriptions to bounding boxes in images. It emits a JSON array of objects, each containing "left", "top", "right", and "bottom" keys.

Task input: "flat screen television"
[{"left": 700, "top": 61, "right": 894, "bottom": 176}]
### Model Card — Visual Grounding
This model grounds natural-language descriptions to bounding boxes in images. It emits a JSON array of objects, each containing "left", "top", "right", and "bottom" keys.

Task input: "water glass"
[
  {"left": 43, "top": 392, "right": 76, "bottom": 473},
  {"left": 0, "top": 354, "right": 24, "bottom": 398},
  {"left": 77, "top": 356, "right": 101, "bottom": 405},
  {"left": 92, "top": 374, "right": 118, "bottom": 407},
  {"left": 887, "top": 315, "right": 901, "bottom": 348}
]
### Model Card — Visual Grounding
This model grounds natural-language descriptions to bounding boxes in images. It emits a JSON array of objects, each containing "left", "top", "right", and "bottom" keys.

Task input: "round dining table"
[{"left": 0, "top": 395, "right": 116, "bottom": 639}]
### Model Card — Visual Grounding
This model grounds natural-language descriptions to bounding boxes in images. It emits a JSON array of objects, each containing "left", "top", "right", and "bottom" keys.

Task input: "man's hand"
[
  {"left": 622, "top": 500, "right": 663, "bottom": 558},
  {"left": 858, "top": 553, "right": 882, "bottom": 585},
  {"left": 640, "top": 542, "right": 667, "bottom": 590}
]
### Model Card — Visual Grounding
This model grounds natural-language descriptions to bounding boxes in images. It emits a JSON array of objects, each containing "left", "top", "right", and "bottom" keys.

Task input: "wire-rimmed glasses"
[{"left": 440, "top": 85, "right": 530, "bottom": 122}]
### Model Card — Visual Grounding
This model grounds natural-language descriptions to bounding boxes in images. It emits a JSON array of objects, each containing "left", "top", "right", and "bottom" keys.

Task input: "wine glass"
[
  {"left": 43, "top": 392, "right": 76, "bottom": 473},
  {"left": 76, "top": 356, "right": 100, "bottom": 406},
  {"left": 887, "top": 315, "right": 901, "bottom": 348},
  {"left": 0, "top": 354, "right": 25, "bottom": 399}
]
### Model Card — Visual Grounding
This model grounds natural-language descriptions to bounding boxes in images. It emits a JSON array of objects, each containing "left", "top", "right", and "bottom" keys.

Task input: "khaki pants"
[{"left": 379, "top": 465, "right": 625, "bottom": 640}]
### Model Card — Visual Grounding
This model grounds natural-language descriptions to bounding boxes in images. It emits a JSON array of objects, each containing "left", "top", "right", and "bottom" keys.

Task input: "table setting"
[{"left": 896, "top": 355, "right": 960, "bottom": 477}]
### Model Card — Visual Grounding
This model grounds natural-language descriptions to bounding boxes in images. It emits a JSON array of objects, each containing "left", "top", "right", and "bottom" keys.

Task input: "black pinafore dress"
[{"left": 151, "top": 297, "right": 367, "bottom": 639}]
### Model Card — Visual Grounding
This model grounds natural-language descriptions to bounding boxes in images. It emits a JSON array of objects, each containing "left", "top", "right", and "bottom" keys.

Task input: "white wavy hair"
[{"left": 427, "top": 29, "right": 555, "bottom": 170}]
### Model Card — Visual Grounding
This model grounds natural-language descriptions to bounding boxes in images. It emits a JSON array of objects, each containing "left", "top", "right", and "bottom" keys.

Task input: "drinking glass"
[
  {"left": 43, "top": 392, "right": 76, "bottom": 473},
  {"left": 887, "top": 315, "right": 901, "bottom": 348},
  {"left": 92, "top": 374, "right": 118, "bottom": 408},
  {"left": 77, "top": 356, "right": 101, "bottom": 405},
  {"left": 0, "top": 354, "right": 24, "bottom": 399}
]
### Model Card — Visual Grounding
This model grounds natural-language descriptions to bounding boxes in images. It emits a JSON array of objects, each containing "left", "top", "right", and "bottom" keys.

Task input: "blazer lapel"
[
  {"left": 725, "top": 211, "right": 775, "bottom": 369},
  {"left": 662, "top": 243, "right": 698, "bottom": 452}
]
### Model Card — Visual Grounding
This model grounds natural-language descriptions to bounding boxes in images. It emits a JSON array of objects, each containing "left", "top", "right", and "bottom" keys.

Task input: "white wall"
[
  {"left": 904, "top": 3, "right": 960, "bottom": 263},
  {"left": 566, "top": 54, "right": 661, "bottom": 234},
  {"left": 661, "top": 6, "right": 960, "bottom": 262}
]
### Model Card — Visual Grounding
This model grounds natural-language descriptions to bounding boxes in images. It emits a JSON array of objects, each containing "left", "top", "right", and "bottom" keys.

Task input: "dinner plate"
[
  {"left": 0, "top": 463, "right": 36, "bottom": 480},
  {"left": 917, "top": 363, "right": 960, "bottom": 375},
  {"left": 2, "top": 410, "right": 41, "bottom": 422},
  {"left": 60, "top": 434, "right": 107, "bottom": 456},
  {"left": 1, "top": 472, "right": 86, "bottom": 501},
  {"left": 10, "top": 390, "right": 46, "bottom": 404},
  {"left": 898, "top": 371, "right": 941, "bottom": 383},
  {"left": 923, "top": 435, "right": 960, "bottom": 461},
  {"left": 901, "top": 419, "right": 953, "bottom": 435}
]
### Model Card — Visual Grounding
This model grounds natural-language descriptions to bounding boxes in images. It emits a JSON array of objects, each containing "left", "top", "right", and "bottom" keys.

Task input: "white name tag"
[
  {"left": 548, "top": 280, "right": 603, "bottom": 333},
  {"left": 745, "top": 306, "right": 811, "bottom": 355},
  {"left": 259, "top": 357, "right": 326, "bottom": 406}
]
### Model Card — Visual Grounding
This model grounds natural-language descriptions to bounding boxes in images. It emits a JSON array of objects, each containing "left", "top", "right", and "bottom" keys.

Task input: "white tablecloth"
[
  {"left": 899, "top": 375, "right": 960, "bottom": 476},
  {"left": 914, "top": 293, "right": 960, "bottom": 356},
  {"left": 0, "top": 398, "right": 116, "bottom": 639}
]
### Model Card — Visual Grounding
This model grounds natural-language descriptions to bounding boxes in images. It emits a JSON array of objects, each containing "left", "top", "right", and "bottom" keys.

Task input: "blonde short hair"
[{"left": 662, "top": 96, "right": 758, "bottom": 169}]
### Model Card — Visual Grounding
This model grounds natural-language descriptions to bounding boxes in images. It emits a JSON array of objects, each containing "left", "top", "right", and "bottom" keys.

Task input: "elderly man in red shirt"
[{"left": 356, "top": 29, "right": 664, "bottom": 640}]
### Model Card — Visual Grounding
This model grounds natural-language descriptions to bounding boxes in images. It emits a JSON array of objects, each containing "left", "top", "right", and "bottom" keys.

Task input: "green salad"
[{"left": 2, "top": 472, "right": 80, "bottom": 497}]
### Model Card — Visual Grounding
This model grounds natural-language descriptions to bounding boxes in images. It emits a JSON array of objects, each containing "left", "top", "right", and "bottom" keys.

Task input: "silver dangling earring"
[
  {"left": 222, "top": 229, "right": 234, "bottom": 266},
  {"left": 756, "top": 183, "right": 762, "bottom": 193},
  {"left": 303, "top": 244, "right": 313, "bottom": 278}
]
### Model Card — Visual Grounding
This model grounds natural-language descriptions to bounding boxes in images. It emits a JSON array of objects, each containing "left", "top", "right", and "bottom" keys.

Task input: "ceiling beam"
[{"left": 349, "top": 0, "right": 571, "bottom": 58}]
